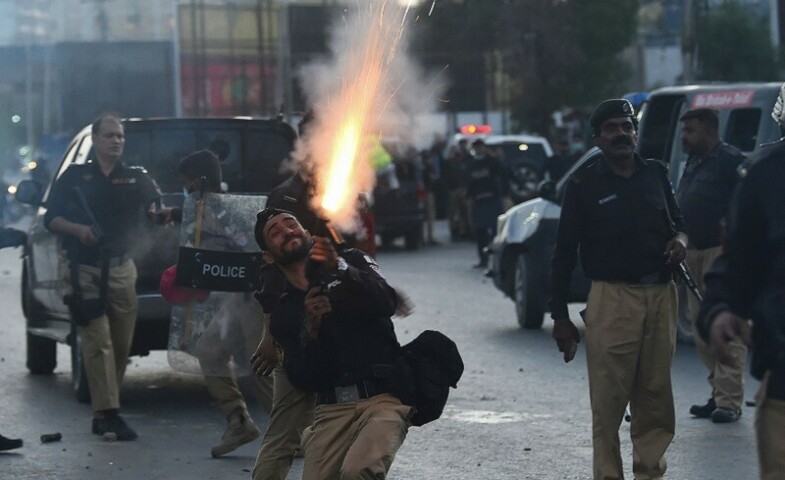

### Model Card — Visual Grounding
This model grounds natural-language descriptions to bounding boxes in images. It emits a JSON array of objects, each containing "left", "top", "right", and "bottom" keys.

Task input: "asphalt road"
[{"left": 0, "top": 221, "right": 761, "bottom": 479}]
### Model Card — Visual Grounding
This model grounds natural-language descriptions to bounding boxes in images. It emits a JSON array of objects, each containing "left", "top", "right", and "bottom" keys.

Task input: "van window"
[
  {"left": 637, "top": 94, "right": 685, "bottom": 161},
  {"left": 241, "top": 130, "right": 295, "bottom": 193},
  {"left": 725, "top": 108, "right": 762, "bottom": 152},
  {"left": 488, "top": 142, "right": 548, "bottom": 168}
]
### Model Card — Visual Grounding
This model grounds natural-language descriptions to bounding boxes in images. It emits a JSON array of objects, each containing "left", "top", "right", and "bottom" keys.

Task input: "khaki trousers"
[
  {"left": 203, "top": 374, "right": 273, "bottom": 418},
  {"left": 686, "top": 247, "right": 747, "bottom": 410},
  {"left": 302, "top": 393, "right": 410, "bottom": 480},
  {"left": 585, "top": 281, "right": 678, "bottom": 480},
  {"left": 76, "top": 260, "right": 138, "bottom": 413},
  {"left": 253, "top": 366, "right": 316, "bottom": 480},
  {"left": 756, "top": 372, "right": 785, "bottom": 480},
  {"left": 196, "top": 295, "right": 274, "bottom": 416}
]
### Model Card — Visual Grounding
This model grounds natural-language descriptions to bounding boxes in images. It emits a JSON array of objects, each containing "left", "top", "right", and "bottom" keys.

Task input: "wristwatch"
[{"left": 336, "top": 257, "right": 348, "bottom": 275}]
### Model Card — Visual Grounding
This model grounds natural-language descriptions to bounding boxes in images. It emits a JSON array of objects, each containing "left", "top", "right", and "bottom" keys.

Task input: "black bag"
[{"left": 391, "top": 330, "right": 464, "bottom": 427}]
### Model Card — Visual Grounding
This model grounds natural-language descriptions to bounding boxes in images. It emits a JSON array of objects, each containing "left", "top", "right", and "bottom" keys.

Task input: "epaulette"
[{"left": 127, "top": 165, "right": 150, "bottom": 174}]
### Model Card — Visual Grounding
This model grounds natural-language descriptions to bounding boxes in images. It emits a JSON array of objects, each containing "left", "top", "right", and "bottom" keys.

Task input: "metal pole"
[{"left": 770, "top": 0, "right": 780, "bottom": 55}]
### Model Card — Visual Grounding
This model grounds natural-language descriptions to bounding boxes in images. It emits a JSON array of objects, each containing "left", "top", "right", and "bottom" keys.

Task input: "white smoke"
[{"left": 290, "top": 1, "right": 446, "bottom": 232}]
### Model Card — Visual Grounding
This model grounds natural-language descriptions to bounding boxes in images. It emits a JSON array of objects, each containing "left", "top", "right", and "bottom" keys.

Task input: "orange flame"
[{"left": 307, "top": 1, "right": 412, "bottom": 231}]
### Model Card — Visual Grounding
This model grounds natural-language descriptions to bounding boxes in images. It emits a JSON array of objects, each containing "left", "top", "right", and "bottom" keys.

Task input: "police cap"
[
  {"left": 589, "top": 99, "right": 635, "bottom": 134},
  {"left": 254, "top": 207, "right": 298, "bottom": 250}
]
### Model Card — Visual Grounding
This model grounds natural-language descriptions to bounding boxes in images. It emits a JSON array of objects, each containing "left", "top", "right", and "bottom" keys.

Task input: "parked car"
[
  {"left": 483, "top": 134, "right": 553, "bottom": 204},
  {"left": 372, "top": 140, "right": 426, "bottom": 250},
  {"left": 489, "top": 83, "right": 782, "bottom": 338},
  {"left": 444, "top": 128, "right": 554, "bottom": 205},
  {"left": 15, "top": 117, "right": 296, "bottom": 401}
]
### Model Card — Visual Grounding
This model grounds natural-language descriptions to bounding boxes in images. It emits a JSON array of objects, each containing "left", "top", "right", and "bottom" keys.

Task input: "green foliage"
[
  {"left": 697, "top": 1, "right": 779, "bottom": 81},
  {"left": 410, "top": 0, "right": 640, "bottom": 133}
]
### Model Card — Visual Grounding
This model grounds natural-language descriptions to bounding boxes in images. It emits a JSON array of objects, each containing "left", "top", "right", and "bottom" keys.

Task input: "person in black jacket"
[
  {"left": 676, "top": 108, "right": 748, "bottom": 423},
  {"left": 254, "top": 207, "right": 410, "bottom": 480},
  {"left": 549, "top": 99, "right": 687, "bottom": 480},
  {"left": 697, "top": 131, "right": 785, "bottom": 480}
]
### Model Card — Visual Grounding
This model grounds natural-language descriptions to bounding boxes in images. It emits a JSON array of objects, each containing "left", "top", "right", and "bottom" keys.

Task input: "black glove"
[
  {"left": 254, "top": 264, "right": 287, "bottom": 313},
  {"left": 0, "top": 228, "right": 27, "bottom": 249}
]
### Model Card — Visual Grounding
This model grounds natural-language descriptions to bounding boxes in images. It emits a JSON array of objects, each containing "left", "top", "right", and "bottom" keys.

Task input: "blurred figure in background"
[
  {"left": 465, "top": 139, "right": 505, "bottom": 269},
  {"left": 444, "top": 139, "right": 471, "bottom": 240}
]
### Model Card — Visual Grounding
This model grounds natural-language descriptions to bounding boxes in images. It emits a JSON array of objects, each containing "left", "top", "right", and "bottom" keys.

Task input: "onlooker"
[
  {"left": 676, "top": 108, "right": 747, "bottom": 423},
  {"left": 465, "top": 139, "right": 504, "bottom": 269},
  {"left": 444, "top": 139, "right": 471, "bottom": 239},
  {"left": 549, "top": 99, "right": 687, "bottom": 480},
  {"left": 422, "top": 144, "right": 442, "bottom": 245},
  {"left": 44, "top": 114, "right": 161, "bottom": 441}
]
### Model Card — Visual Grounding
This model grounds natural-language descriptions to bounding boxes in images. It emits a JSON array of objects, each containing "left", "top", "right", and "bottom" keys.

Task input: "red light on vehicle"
[{"left": 459, "top": 124, "right": 492, "bottom": 135}]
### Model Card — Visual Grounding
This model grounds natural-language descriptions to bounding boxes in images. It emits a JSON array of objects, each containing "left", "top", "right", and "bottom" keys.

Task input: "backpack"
[{"left": 391, "top": 330, "right": 464, "bottom": 427}]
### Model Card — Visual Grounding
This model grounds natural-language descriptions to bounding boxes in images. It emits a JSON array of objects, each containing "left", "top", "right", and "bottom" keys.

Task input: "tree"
[
  {"left": 697, "top": 1, "right": 779, "bottom": 82},
  {"left": 411, "top": 0, "right": 639, "bottom": 134}
]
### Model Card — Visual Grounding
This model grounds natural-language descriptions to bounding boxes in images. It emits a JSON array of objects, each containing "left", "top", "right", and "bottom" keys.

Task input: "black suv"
[{"left": 16, "top": 117, "right": 296, "bottom": 401}]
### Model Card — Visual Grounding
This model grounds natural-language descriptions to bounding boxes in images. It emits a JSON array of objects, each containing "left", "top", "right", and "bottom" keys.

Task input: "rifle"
[
  {"left": 676, "top": 261, "right": 703, "bottom": 303},
  {"left": 64, "top": 187, "right": 109, "bottom": 326},
  {"left": 73, "top": 187, "right": 104, "bottom": 243}
]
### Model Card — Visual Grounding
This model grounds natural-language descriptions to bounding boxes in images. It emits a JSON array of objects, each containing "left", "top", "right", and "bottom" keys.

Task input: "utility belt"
[
  {"left": 316, "top": 378, "right": 389, "bottom": 405},
  {"left": 628, "top": 270, "right": 673, "bottom": 286}
]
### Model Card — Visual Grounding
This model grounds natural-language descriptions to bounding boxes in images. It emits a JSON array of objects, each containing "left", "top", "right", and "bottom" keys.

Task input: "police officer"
[
  {"left": 250, "top": 112, "right": 319, "bottom": 480},
  {"left": 549, "top": 99, "right": 688, "bottom": 480},
  {"left": 157, "top": 150, "right": 274, "bottom": 457},
  {"left": 696, "top": 88, "right": 785, "bottom": 479},
  {"left": 254, "top": 208, "right": 410, "bottom": 480},
  {"left": 45, "top": 114, "right": 160, "bottom": 441},
  {"left": 466, "top": 138, "right": 505, "bottom": 269},
  {"left": 1, "top": 227, "right": 26, "bottom": 451},
  {"left": 676, "top": 108, "right": 748, "bottom": 423}
]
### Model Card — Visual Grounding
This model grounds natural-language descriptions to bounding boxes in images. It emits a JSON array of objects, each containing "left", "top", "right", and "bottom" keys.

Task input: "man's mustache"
[{"left": 611, "top": 136, "right": 633, "bottom": 147}]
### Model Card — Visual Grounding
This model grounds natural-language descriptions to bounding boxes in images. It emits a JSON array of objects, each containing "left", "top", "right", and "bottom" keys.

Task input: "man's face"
[
  {"left": 263, "top": 214, "right": 312, "bottom": 265},
  {"left": 92, "top": 119, "right": 125, "bottom": 161},
  {"left": 594, "top": 117, "right": 637, "bottom": 159},
  {"left": 681, "top": 119, "right": 711, "bottom": 156}
]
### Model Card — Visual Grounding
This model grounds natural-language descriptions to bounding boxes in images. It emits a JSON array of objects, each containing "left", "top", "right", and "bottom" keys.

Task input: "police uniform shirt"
[
  {"left": 44, "top": 160, "right": 160, "bottom": 264},
  {"left": 676, "top": 142, "right": 745, "bottom": 250},
  {"left": 269, "top": 249, "right": 400, "bottom": 393},
  {"left": 466, "top": 156, "right": 504, "bottom": 201},
  {"left": 549, "top": 154, "right": 687, "bottom": 321}
]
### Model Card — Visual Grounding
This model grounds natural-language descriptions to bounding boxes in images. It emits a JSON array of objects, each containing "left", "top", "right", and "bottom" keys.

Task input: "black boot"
[
  {"left": 689, "top": 397, "right": 716, "bottom": 418},
  {"left": 0, "top": 434, "right": 23, "bottom": 451}
]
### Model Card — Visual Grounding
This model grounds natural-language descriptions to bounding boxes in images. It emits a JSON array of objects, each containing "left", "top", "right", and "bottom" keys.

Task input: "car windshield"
[{"left": 487, "top": 141, "right": 548, "bottom": 166}]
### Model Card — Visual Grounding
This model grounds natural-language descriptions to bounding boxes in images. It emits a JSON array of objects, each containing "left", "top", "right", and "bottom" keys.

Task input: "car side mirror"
[
  {"left": 15, "top": 179, "right": 44, "bottom": 206},
  {"left": 537, "top": 180, "right": 556, "bottom": 200}
]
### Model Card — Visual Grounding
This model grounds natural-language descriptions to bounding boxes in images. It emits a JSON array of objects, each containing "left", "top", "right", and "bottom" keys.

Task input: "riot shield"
[{"left": 168, "top": 192, "right": 267, "bottom": 377}]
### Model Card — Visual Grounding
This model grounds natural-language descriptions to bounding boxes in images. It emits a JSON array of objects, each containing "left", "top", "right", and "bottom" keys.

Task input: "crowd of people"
[{"left": 1, "top": 85, "right": 783, "bottom": 480}]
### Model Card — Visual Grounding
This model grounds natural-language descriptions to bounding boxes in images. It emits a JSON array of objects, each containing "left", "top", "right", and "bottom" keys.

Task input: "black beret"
[
  {"left": 589, "top": 99, "right": 635, "bottom": 131},
  {"left": 254, "top": 207, "right": 297, "bottom": 250}
]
